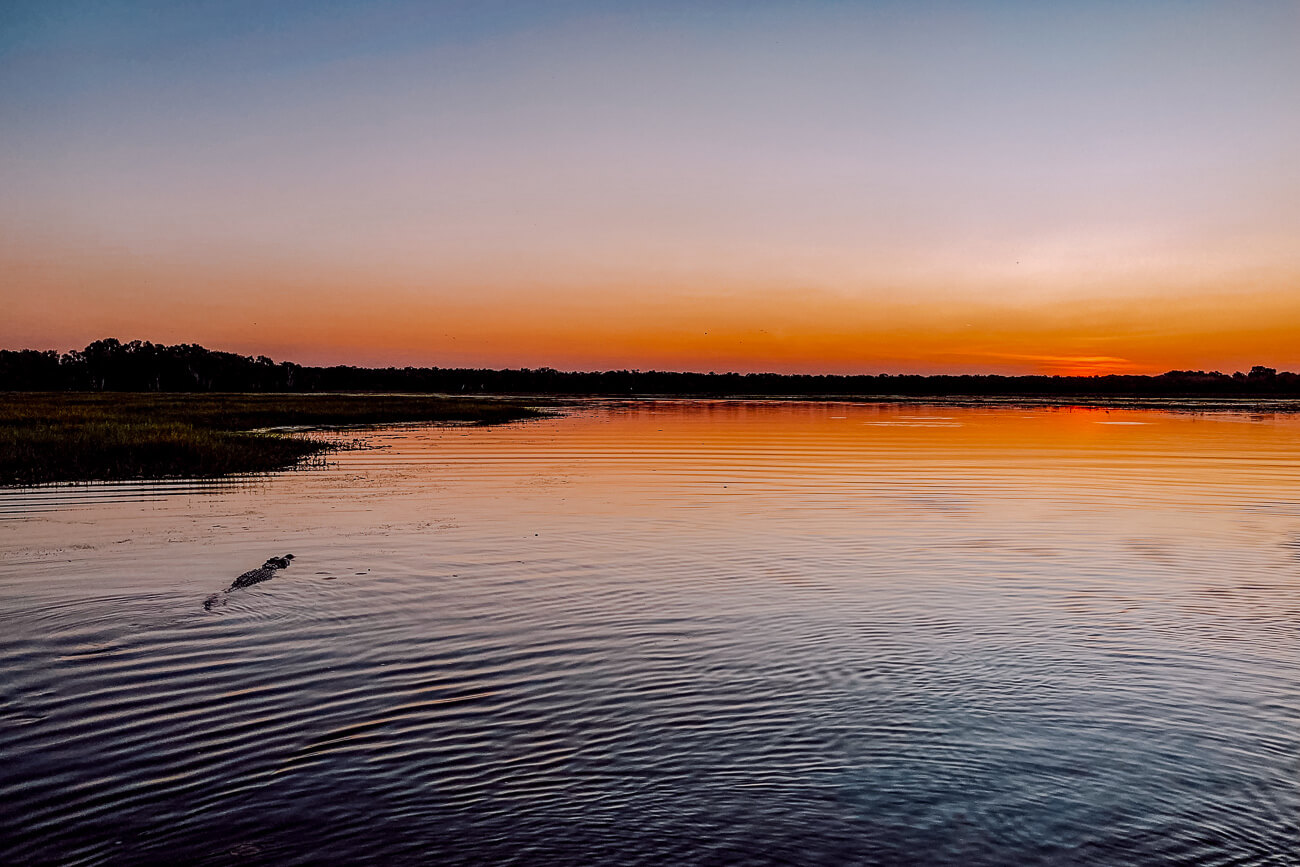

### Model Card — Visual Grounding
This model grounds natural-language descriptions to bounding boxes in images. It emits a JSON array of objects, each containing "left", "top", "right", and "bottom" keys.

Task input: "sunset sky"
[{"left": 3, "top": 1, "right": 1298, "bottom": 375}]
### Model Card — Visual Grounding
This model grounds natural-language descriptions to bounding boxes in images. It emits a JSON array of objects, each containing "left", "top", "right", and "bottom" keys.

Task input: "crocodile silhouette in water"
[{"left": 204, "top": 554, "right": 294, "bottom": 609}]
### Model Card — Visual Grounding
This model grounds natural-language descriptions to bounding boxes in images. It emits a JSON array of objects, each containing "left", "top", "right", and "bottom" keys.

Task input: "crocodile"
[{"left": 204, "top": 554, "right": 295, "bottom": 609}]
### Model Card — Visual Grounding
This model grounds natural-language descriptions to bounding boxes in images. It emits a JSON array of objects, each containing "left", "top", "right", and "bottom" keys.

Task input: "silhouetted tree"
[{"left": 2, "top": 339, "right": 1299, "bottom": 398}]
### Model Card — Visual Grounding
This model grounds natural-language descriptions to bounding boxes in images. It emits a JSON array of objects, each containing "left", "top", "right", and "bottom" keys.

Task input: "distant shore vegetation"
[
  {"left": 0, "top": 393, "right": 542, "bottom": 486},
  {"left": 3, "top": 338, "right": 1300, "bottom": 398}
]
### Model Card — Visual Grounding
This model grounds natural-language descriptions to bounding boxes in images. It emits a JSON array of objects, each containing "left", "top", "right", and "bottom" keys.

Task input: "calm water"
[{"left": 1, "top": 401, "right": 1298, "bottom": 865}]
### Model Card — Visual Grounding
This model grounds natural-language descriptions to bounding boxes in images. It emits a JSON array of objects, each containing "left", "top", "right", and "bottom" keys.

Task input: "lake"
[{"left": 1, "top": 400, "right": 1297, "bottom": 865}]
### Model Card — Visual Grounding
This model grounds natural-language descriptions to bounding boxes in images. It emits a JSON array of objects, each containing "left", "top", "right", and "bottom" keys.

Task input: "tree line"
[{"left": 2, "top": 338, "right": 1299, "bottom": 397}]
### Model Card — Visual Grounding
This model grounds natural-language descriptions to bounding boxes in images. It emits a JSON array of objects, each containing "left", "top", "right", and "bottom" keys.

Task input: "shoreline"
[{"left": 0, "top": 393, "right": 545, "bottom": 487}]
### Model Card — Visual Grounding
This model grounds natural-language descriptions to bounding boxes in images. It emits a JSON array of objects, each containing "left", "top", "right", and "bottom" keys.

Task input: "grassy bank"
[{"left": 0, "top": 393, "right": 544, "bottom": 486}]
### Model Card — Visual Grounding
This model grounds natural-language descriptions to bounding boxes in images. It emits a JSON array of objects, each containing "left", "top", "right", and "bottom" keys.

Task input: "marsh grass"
[{"left": 0, "top": 393, "right": 543, "bottom": 486}]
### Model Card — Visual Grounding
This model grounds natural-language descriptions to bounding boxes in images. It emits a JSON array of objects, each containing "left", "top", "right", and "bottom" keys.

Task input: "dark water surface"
[{"left": 2, "top": 401, "right": 1298, "bottom": 865}]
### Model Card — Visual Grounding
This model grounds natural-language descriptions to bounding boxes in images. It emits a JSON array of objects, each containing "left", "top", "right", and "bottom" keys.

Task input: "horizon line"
[{"left": 2, "top": 338, "right": 1292, "bottom": 381}]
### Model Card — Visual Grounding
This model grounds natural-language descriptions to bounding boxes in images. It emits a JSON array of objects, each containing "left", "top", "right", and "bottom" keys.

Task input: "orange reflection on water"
[{"left": 361, "top": 401, "right": 1300, "bottom": 548}]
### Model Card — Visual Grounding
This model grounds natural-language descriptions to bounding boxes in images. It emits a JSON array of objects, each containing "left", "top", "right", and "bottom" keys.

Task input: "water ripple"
[{"left": 2, "top": 402, "right": 1299, "bottom": 864}]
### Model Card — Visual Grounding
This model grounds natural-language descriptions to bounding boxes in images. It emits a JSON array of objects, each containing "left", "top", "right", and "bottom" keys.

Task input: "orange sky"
[
  {"left": 3, "top": 2, "right": 1298, "bottom": 374},
  {"left": 7, "top": 232, "right": 1298, "bottom": 375}
]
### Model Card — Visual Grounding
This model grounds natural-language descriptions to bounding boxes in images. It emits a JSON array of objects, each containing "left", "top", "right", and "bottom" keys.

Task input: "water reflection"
[{"left": 1, "top": 401, "right": 1298, "bottom": 864}]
